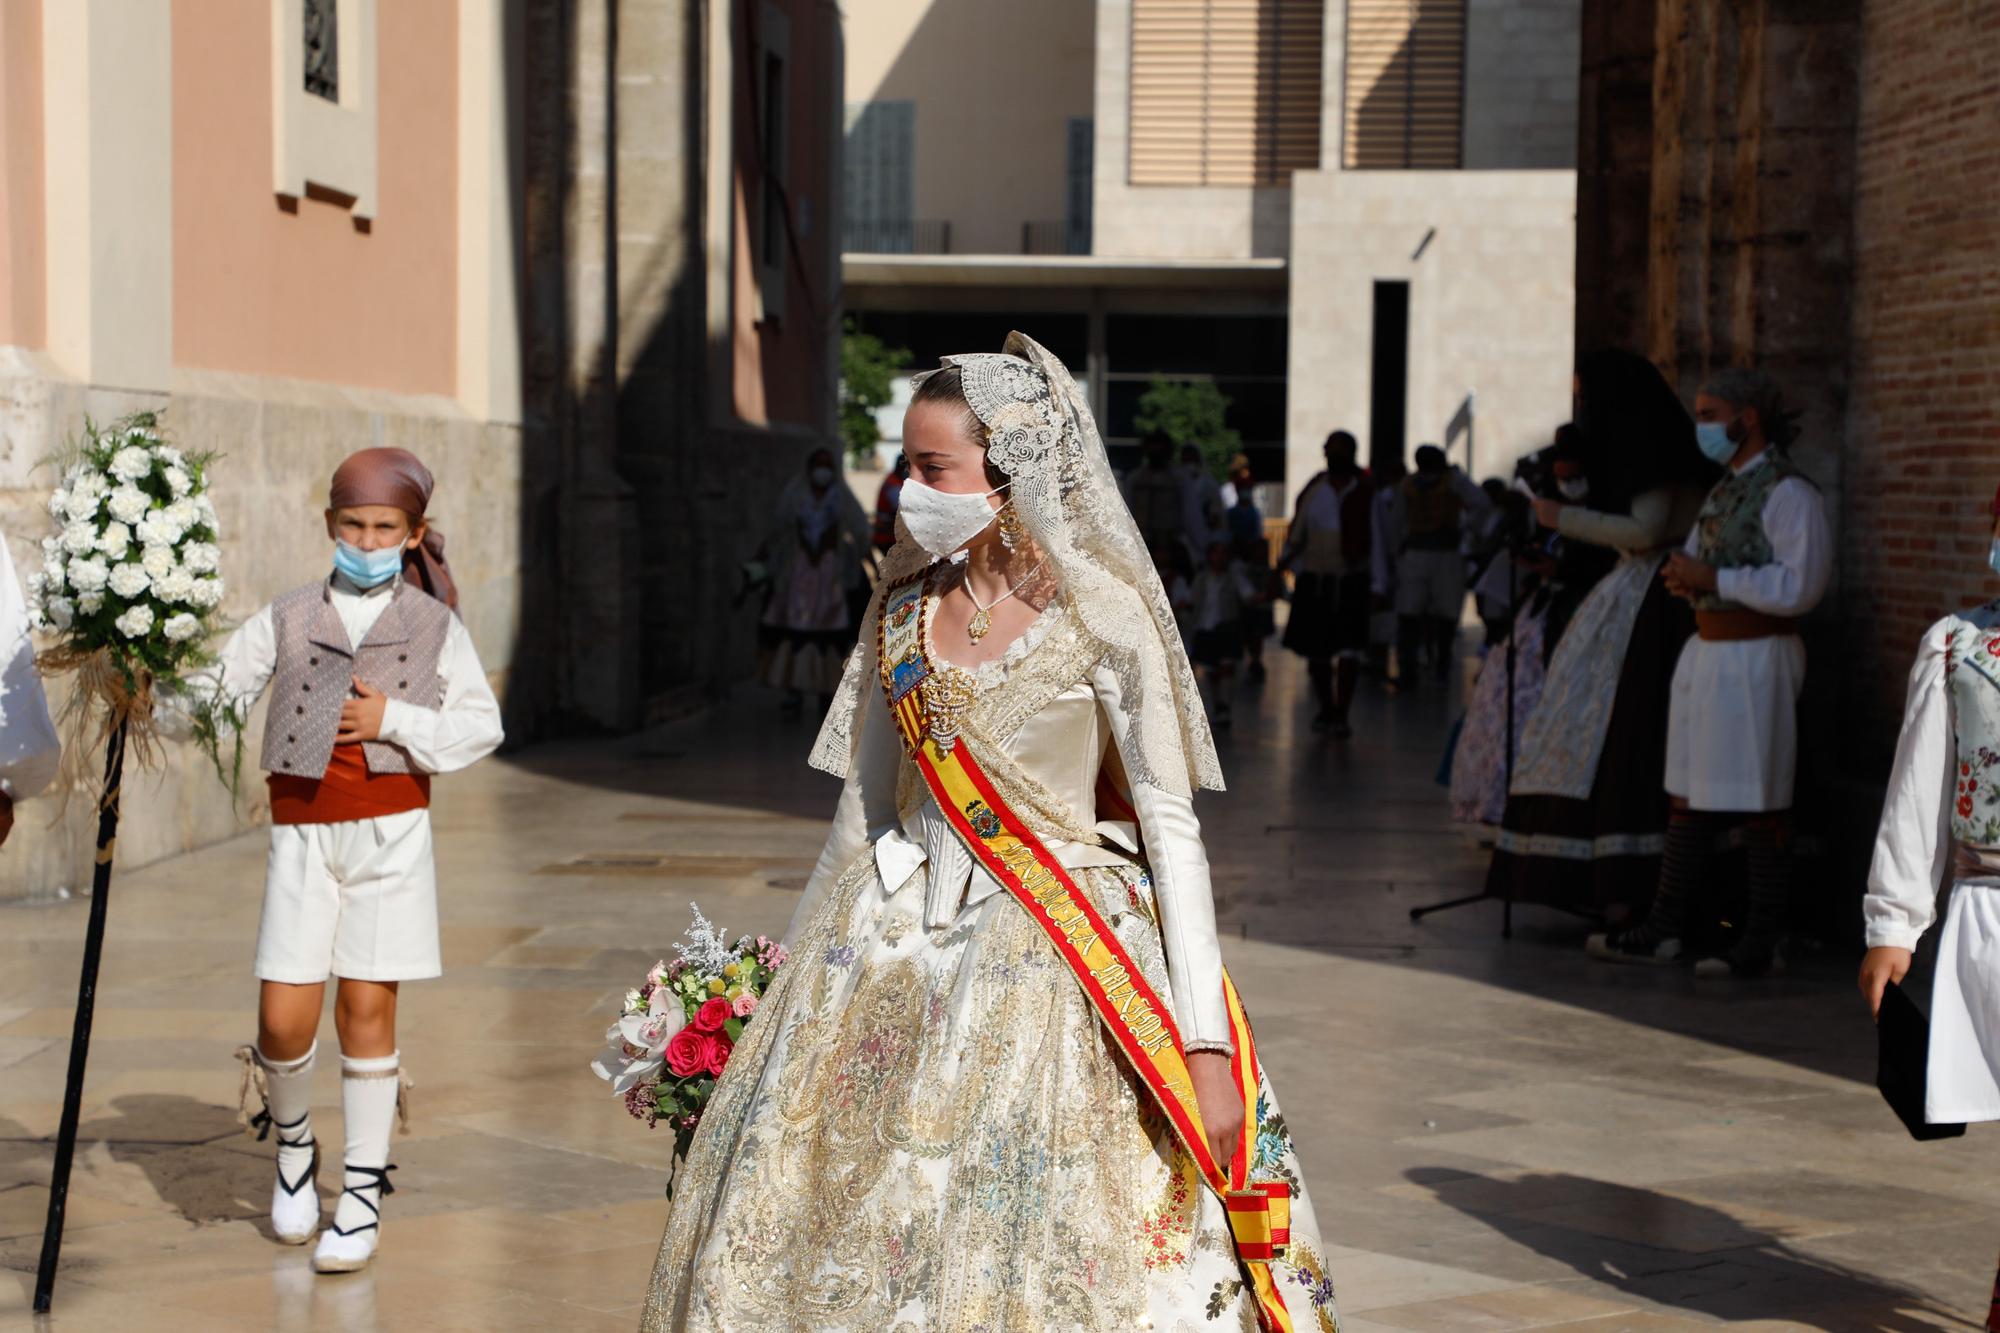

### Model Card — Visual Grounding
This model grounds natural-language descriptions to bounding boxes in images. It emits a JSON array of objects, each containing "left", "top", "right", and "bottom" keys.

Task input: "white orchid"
[
  {"left": 106, "top": 486, "right": 151, "bottom": 527},
  {"left": 106, "top": 562, "right": 151, "bottom": 599},
  {"left": 65, "top": 555, "right": 108, "bottom": 593},
  {"left": 161, "top": 612, "right": 201, "bottom": 643},
  {"left": 108, "top": 445, "right": 153, "bottom": 483},
  {"left": 112, "top": 604, "right": 154, "bottom": 638}
]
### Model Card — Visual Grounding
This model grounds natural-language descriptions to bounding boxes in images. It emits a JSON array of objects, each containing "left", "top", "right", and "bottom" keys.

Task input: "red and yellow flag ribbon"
[{"left": 898, "top": 713, "right": 1293, "bottom": 1329}]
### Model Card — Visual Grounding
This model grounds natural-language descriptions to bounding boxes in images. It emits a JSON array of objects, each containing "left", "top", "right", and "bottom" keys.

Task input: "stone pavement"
[{"left": 0, "top": 652, "right": 1993, "bottom": 1331}]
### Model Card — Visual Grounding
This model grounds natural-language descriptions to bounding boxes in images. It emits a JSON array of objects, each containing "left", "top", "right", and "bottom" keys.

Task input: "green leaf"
[
  {"left": 1132, "top": 376, "right": 1241, "bottom": 478},
  {"left": 839, "top": 318, "right": 911, "bottom": 466}
]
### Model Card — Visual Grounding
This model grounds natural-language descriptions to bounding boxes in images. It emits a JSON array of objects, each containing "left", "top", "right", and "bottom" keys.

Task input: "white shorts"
[
  {"left": 1395, "top": 549, "right": 1466, "bottom": 620},
  {"left": 254, "top": 809, "right": 441, "bottom": 984},
  {"left": 1664, "top": 635, "right": 1805, "bottom": 812}
]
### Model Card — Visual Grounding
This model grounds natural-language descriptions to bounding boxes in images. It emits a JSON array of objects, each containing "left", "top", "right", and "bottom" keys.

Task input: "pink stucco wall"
[
  {"left": 0, "top": 0, "right": 45, "bottom": 350},
  {"left": 172, "top": 0, "right": 458, "bottom": 395}
]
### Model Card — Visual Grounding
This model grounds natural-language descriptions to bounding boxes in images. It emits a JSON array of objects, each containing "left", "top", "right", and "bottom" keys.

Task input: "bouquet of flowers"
[
  {"left": 26, "top": 411, "right": 240, "bottom": 784},
  {"left": 591, "top": 906, "right": 787, "bottom": 1181}
]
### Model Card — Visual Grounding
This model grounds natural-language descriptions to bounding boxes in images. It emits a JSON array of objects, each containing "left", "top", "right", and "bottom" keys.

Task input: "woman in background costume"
[{"left": 1485, "top": 350, "right": 1718, "bottom": 920}]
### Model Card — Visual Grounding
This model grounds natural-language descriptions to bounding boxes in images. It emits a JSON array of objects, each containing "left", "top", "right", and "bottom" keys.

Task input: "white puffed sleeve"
[
  {"left": 785, "top": 644, "right": 903, "bottom": 949},
  {"left": 1089, "top": 659, "right": 1233, "bottom": 1053},
  {"left": 1863, "top": 618, "right": 1955, "bottom": 951}
]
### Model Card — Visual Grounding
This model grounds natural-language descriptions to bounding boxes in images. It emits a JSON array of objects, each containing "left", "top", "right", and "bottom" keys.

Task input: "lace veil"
[{"left": 809, "top": 331, "right": 1224, "bottom": 797}]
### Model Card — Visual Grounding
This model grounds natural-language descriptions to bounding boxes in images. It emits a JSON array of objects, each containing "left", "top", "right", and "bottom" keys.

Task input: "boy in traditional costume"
[
  {"left": 1589, "top": 367, "right": 1831, "bottom": 976},
  {"left": 1860, "top": 483, "right": 2000, "bottom": 1328},
  {"left": 179, "top": 448, "right": 503, "bottom": 1272}
]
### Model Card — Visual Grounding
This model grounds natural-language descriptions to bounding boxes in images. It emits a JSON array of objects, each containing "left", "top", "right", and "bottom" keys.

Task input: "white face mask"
[{"left": 899, "top": 478, "right": 1010, "bottom": 559}]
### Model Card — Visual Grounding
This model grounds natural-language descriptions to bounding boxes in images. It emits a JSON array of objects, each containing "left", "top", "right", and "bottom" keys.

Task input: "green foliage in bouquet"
[{"left": 29, "top": 412, "right": 245, "bottom": 791}]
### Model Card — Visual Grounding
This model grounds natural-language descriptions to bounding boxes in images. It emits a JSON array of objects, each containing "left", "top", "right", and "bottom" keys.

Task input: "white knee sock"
[
  {"left": 330, "top": 1051, "right": 401, "bottom": 1238},
  {"left": 253, "top": 1042, "right": 317, "bottom": 1182}
]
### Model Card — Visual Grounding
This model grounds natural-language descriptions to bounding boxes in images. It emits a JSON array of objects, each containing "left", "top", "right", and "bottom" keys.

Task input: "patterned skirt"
[{"left": 640, "top": 853, "right": 1341, "bottom": 1333}]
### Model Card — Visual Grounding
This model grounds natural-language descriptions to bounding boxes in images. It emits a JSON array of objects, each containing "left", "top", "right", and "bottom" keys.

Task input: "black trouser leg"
[
  {"left": 1334, "top": 658, "right": 1359, "bottom": 722},
  {"left": 1308, "top": 659, "right": 1335, "bottom": 718},
  {"left": 1730, "top": 813, "right": 1791, "bottom": 965},
  {"left": 1629, "top": 807, "right": 1716, "bottom": 948},
  {"left": 1431, "top": 617, "right": 1457, "bottom": 681}
]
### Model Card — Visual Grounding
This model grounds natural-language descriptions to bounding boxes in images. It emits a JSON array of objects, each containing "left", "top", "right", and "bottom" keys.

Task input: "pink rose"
[
  {"left": 693, "top": 997, "right": 733, "bottom": 1033},
  {"left": 664, "top": 1027, "right": 711, "bottom": 1078},
  {"left": 731, "top": 993, "right": 759, "bottom": 1018},
  {"left": 705, "top": 1034, "right": 734, "bottom": 1077}
]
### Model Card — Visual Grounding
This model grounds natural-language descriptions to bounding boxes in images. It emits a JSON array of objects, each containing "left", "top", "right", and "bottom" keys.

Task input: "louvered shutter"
[
  {"left": 1130, "top": 0, "right": 1325, "bottom": 187},
  {"left": 1343, "top": 0, "right": 1465, "bottom": 169}
]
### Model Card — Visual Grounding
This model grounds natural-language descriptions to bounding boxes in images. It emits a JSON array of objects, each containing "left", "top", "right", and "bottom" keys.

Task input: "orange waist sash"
[{"left": 268, "top": 743, "right": 430, "bottom": 825}]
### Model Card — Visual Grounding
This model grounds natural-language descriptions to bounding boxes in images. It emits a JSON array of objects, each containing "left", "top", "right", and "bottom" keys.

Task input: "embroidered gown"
[{"left": 640, "top": 576, "right": 1339, "bottom": 1332}]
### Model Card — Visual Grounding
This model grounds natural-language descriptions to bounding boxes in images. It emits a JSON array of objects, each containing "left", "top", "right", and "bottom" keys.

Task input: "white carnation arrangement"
[{"left": 30, "top": 412, "right": 241, "bottom": 785}]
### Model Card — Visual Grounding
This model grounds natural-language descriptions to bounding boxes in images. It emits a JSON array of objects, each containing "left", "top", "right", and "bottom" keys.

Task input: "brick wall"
[{"left": 1839, "top": 0, "right": 2000, "bottom": 771}]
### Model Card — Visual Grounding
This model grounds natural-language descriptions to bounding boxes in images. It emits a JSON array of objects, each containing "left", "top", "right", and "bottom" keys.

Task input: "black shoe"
[{"left": 1311, "top": 711, "right": 1334, "bottom": 733}]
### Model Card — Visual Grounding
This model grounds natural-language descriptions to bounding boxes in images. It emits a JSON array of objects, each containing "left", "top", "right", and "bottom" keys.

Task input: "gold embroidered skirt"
[{"left": 639, "top": 853, "right": 1340, "bottom": 1333}]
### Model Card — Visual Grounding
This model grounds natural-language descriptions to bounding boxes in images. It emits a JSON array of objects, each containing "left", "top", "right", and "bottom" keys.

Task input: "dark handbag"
[{"left": 1877, "top": 980, "right": 1967, "bottom": 1141}]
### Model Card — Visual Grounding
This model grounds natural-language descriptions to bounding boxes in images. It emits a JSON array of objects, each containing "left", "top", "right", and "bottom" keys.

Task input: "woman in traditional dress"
[
  {"left": 1483, "top": 351, "right": 1719, "bottom": 920},
  {"left": 758, "top": 447, "right": 872, "bottom": 714},
  {"left": 640, "top": 333, "right": 1339, "bottom": 1333}
]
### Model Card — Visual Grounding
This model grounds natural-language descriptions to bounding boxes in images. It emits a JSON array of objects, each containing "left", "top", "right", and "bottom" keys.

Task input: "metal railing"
[
  {"left": 841, "top": 219, "right": 952, "bottom": 255},
  {"left": 1021, "top": 220, "right": 1091, "bottom": 255}
]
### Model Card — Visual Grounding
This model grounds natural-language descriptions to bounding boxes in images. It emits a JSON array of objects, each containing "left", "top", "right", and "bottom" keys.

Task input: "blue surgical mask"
[
  {"left": 1988, "top": 536, "right": 2000, "bottom": 579},
  {"left": 333, "top": 540, "right": 405, "bottom": 589},
  {"left": 1695, "top": 420, "right": 1738, "bottom": 464}
]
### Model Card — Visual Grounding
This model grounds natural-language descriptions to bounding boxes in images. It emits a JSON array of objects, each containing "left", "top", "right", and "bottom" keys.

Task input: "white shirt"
[
  {"left": 1680, "top": 452, "right": 1833, "bottom": 616},
  {"left": 1190, "top": 567, "right": 1256, "bottom": 633},
  {"left": 1864, "top": 614, "right": 1961, "bottom": 951},
  {"left": 189, "top": 577, "right": 503, "bottom": 774},
  {"left": 0, "top": 534, "right": 59, "bottom": 799}
]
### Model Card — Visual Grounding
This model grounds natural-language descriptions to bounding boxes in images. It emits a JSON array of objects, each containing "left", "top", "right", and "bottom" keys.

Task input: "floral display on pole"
[
  {"left": 590, "top": 905, "right": 787, "bottom": 1191},
  {"left": 29, "top": 410, "right": 239, "bottom": 1313}
]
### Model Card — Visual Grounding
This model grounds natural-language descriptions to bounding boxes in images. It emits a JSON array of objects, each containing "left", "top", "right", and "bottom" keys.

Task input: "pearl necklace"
[{"left": 961, "top": 558, "right": 1049, "bottom": 643}]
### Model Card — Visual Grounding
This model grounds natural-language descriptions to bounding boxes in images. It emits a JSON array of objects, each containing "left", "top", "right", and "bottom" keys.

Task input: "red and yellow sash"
[{"left": 878, "top": 575, "right": 1295, "bottom": 1331}]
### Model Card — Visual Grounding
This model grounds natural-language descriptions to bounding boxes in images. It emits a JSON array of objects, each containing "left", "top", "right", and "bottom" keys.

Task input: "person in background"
[
  {"left": 1282, "top": 431, "right": 1376, "bottom": 736},
  {"left": 1589, "top": 367, "right": 1831, "bottom": 976},
  {"left": 758, "top": 447, "right": 871, "bottom": 716},
  {"left": 871, "top": 452, "right": 909, "bottom": 554},
  {"left": 1470, "top": 482, "right": 1526, "bottom": 646},
  {"left": 1124, "top": 431, "right": 1185, "bottom": 558},
  {"left": 1368, "top": 455, "right": 1408, "bottom": 678},
  {"left": 1225, "top": 457, "right": 1274, "bottom": 682},
  {"left": 1187, "top": 541, "right": 1261, "bottom": 730},
  {"left": 1486, "top": 351, "right": 1719, "bottom": 922},
  {"left": 1382, "top": 445, "right": 1488, "bottom": 687},
  {"left": 2, "top": 530, "right": 61, "bottom": 844},
  {"left": 1179, "top": 442, "right": 1226, "bottom": 560},
  {"left": 1859, "top": 484, "right": 2000, "bottom": 1329}
]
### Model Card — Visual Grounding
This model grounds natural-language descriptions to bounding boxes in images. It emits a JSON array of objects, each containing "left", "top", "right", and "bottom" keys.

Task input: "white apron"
[{"left": 1929, "top": 879, "right": 2000, "bottom": 1124}]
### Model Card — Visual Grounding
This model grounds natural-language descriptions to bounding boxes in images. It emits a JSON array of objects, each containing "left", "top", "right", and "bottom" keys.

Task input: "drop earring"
[{"left": 996, "top": 501, "right": 1025, "bottom": 552}]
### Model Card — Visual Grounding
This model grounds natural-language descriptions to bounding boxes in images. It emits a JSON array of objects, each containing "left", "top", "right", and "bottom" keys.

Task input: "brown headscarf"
[{"left": 327, "top": 447, "right": 457, "bottom": 610}]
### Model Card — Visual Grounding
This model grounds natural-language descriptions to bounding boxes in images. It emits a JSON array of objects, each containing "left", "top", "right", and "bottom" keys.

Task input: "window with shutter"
[
  {"left": 1129, "top": 0, "right": 1325, "bottom": 187},
  {"left": 1343, "top": 0, "right": 1466, "bottom": 169}
]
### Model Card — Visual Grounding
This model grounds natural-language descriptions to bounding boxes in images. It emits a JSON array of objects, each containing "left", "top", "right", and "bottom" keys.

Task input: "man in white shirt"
[{"left": 1590, "top": 368, "right": 1832, "bottom": 977}]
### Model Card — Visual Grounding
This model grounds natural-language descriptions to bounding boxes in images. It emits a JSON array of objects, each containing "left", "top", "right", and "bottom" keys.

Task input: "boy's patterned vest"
[
  {"left": 1692, "top": 451, "right": 1805, "bottom": 612},
  {"left": 260, "top": 580, "right": 452, "bottom": 779},
  {"left": 1947, "top": 605, "right": 2000, "bottom": 848}
]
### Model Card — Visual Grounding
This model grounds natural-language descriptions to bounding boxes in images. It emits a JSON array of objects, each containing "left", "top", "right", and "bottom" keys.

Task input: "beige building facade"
[
  {"left": 842, "top": 0, "right": 1580, "bottom": 507},
  {"left": 0, "top": 0, "right": 842, "bottom": 899}
]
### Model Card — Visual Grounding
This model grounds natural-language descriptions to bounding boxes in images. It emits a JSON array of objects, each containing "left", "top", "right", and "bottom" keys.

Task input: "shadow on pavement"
[{"left": 1405, "top": 1166, "right": 1982, "bottom": 1330}]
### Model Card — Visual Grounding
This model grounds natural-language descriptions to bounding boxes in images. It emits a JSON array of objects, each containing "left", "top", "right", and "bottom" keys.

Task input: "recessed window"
[
  {"left": 1129, "top": 0, "right": 1325, "bottom": 187},
  {"left": 1343, "top": 0, "right": 1467, "bottom": 169},
  {"left": 303, "top": 0, "right": 338, "bottom": 103}
]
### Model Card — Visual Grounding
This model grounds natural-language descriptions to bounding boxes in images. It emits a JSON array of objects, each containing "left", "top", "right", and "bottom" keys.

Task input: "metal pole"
[{"left": 34, "top": 717, "right": 130, "bottom": 1312}]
